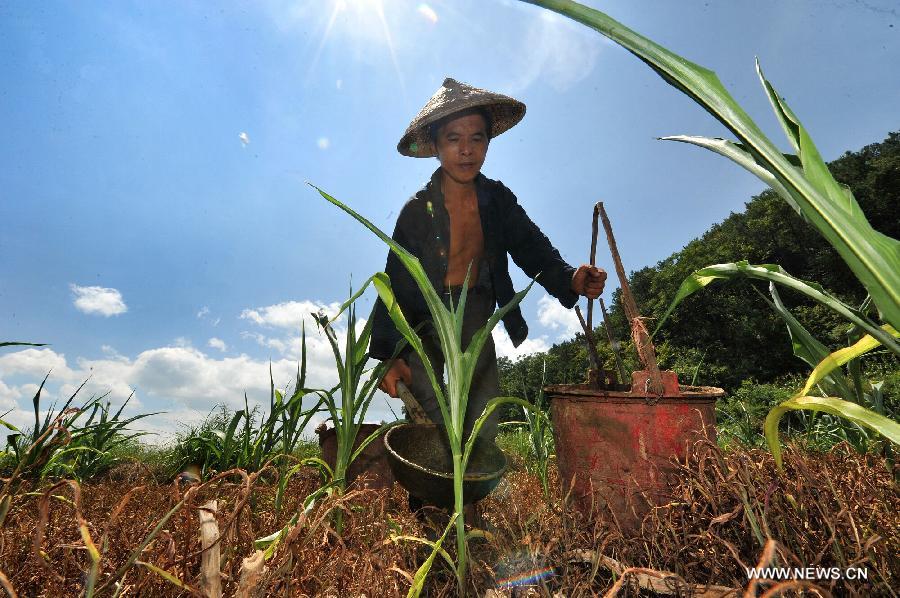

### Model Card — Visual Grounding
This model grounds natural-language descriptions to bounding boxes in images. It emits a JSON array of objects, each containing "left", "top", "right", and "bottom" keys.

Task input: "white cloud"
[
  {"left": 504, "top": 9, "right": 604, "bottom": 93},
  {"left": 492, "top": 326, "right": 549, "bottom": 362},
  {"left": 240, "top": 299, "right": 341, "bottom": 330},
  {"left": 208, "top": 338, "right": 227, "bottom": 352},
  {"left": 197, "top": 306, "right": 210, "bottom": 319},
  {"left": 0, "top": 347, "right": 73, "bottom": 379},
  {"left": 317, "top": 137, "right": 330, "bottom": 150},
  {"left": 0, "top": 296, "right": 378, "bottom": 443},
  {"left": 70, "top": 284, "right": 128, "bottom": 317},
  {"left": 0, "top": 379, "right": 21, "bottom": 409},
  {"left": 536, "top": 294, "right": 582, "bottom": 341}
]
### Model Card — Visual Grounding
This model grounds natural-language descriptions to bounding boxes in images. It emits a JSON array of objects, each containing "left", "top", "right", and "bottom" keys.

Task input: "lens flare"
[
  {"left": 417, "top": 3, "right": 438, "bottom": 24},
  {"left": 496, "top": 566, "right": 555, "bottom": 588}
]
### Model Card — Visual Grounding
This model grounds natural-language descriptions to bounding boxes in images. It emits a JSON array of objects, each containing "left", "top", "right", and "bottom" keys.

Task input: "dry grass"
[{"left": 1, "top": 442, "right": 896, "bottom": 597}]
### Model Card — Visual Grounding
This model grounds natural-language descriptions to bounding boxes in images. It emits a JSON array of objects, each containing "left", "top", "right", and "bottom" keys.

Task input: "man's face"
[{"left": 433, "top": 112, "right": 489, "bottom": 186}]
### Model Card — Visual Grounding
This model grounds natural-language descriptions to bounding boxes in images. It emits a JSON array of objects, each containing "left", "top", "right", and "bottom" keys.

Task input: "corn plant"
[
  {"left": 172, "top": 387, "right": 321, "bottom": 478},
  {"left": 62, "top": 393, "right": 156, "bottom": 481},
  {"left": 172, "top": 328, "right": 324, "bottom": 479},
  {"left": 521, "top": 0, "right": 899, "bottom": 466},
  {"left": 0, "top": 374, "right": 156, "bottom": 530},
  {"left": 499, "top": 360, "right": 554, "bottom": 502},
  {"left": 309, "top": 297, "right": 403, "bottom": 533},
  {"left": 1, "top": 374, "right": 155, "bottom": 482},
  {"left": 314, "top": 185, "right": 534, "bottom": 595}
]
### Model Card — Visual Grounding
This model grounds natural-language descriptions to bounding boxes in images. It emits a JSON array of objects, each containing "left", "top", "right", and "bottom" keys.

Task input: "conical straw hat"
[{"left": 398, "top": 78, "right": 526, "bottom": 158}]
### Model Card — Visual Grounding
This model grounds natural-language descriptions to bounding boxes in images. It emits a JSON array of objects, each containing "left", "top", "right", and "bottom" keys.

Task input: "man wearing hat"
[{"left": 371, "top": 78, "right": 606, "bottom": 467}]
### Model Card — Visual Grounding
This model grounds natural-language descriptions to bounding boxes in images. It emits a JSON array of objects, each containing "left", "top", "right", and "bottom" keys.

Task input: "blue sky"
[{"left": 1, "top": 0, "right": 898, "bottom": 441}]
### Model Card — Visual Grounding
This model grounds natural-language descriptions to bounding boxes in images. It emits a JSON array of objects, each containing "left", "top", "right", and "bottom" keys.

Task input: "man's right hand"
[{"left": 379, "top": 358, "right": 412, "bottom": 398}]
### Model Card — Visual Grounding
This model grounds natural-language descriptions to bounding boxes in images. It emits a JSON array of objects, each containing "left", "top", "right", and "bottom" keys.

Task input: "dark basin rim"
[{"left": 383, "top": 423, "right": 507, "bottom": 483}]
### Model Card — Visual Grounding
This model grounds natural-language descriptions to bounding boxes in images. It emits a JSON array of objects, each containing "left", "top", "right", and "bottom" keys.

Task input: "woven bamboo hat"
[{"left": 397, "top": 78, "right": 526, "bottom": 158}]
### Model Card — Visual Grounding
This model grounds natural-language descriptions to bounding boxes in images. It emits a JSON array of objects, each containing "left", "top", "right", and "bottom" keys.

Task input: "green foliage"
[
  {"left": 716, "top": 381, "right": 795, "bottom": 449},
  {"left": 519, "top": 0, "right": 899, "bottom": 471},
  {"left": 310, "top": 296, "right": 401, "bottom": 533},
  {"left": 0, "top": 374, "right": 155, "bottom": 482},
  {"left": 312, "top": 301, "right": 396, "bottom": 491},
  {"left": 655, "top": 262, "right": 899, "bottom": 357},
  {"left": 170, "top": 356, "right": 323, "bottom": 478},
  {"left": 497, "top": 134, "right": 899, "bottom": 395},
  {"left": 498, "top": 361, "right": 555, "bottom": 502},
  {"left": 524, "top": 0, "right": 900, "bottom": 332},
  {"left": 170, "top": 389, "right": 321, "bottom": 478}
]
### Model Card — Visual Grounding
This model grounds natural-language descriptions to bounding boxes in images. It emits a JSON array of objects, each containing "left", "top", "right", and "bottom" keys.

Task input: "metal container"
[
  {"left": 546, "top": 371, "right": 724, "bottom": 532},
  {"left": 316, "top": 423, "right": 395, "bottom": 490},
  {"left": 383, "top": 423, "right": 507, "bottom": 508}
]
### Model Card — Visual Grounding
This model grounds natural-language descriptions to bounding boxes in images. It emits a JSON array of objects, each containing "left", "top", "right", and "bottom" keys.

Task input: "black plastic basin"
[{"left": 383, "top": 423, "right": 507, "bottom": 508}]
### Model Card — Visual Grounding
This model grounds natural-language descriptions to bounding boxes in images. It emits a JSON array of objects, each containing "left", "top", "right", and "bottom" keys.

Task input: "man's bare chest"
[{"left": 445, "top": 198, "right": 484, "bottom": 256}]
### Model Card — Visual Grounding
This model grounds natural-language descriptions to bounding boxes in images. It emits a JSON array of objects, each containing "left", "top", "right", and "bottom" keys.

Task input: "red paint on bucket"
[{"left": 546, "top": 371, "right": 723, "bottom": 533}]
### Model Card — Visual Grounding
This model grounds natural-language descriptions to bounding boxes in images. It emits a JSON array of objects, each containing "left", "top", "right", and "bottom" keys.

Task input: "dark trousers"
[{"left": 406, "top": 283, "right": 501, "bottom": 444}]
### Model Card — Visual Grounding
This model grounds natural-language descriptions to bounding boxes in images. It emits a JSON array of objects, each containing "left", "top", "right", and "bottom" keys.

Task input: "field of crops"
[
  {"left": 1, "top": 435, "right": 896, "bottom": 597},
  {"left": 3, "top": 1, "right": 898, "bottom": 596}
]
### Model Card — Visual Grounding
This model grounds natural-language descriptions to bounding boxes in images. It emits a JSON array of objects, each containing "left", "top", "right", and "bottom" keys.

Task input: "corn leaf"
[
  {"left": 765, "top": 396, "right": 900, "bottom": 469},
  {"left": 404, "top": 513, "right": 457, "bottom": 598},
  {"left": 521, "top": 0, "right": 900, "bottom": 331},
  {"left": 313, "top": 182, "right": 533, "bottom": 591},
  {"left": 135, "top": 561, "right": 193, "bottom": 591},
  {"left": 799, "top": 325, "right": 898, "bottom": 397},
  {"left": 659, "top": 136, "right": 806, "bottom": 220},
  {"left": 654, "top": 261, "right": 900, "bottom": 356},
  {"left": 755, "top": 283, "right": 856, "bottom": 401},
  {"left": 0, "top": 341, "right": 47, "bottom": 348}
]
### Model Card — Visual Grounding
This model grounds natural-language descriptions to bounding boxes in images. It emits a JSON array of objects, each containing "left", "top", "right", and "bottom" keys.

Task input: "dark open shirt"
[{"left": 369, "top": 167, "right": 579, "bottom": 361}]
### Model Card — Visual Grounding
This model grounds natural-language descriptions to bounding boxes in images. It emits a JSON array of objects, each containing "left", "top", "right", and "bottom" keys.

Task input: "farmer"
[{"left": 372, "top": 77, "right": 606, "bottom": 468}]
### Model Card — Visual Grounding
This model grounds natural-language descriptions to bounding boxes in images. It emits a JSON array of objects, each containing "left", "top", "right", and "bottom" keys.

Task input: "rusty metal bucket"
[
  {"left": 383, "top": 423, "right": 507, "bottom": 508},
  {"left": 547, "top": 371, "right": 724, "bottom": 533},
  {"left": 316, "top": 423, "right": 395, "bottom": 489}
]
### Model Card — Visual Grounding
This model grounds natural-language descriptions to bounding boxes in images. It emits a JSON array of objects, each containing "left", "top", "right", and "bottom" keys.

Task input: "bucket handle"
[{"left": 597, "top": 202, "right": 665, "bottom": 396}]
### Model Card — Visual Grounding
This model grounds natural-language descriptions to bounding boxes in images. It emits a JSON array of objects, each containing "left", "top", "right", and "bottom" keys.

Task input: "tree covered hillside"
[{"left": 500, "top": 132, "right": 899, "bottom": 399}]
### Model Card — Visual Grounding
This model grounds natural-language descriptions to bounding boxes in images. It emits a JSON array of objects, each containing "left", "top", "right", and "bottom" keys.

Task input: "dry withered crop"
[{"left": 0, "top": 441, "right": 896, "bottom": 596}]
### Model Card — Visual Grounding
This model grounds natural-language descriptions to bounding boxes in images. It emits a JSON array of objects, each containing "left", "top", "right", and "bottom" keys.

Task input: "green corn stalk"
[
  {"left": 314, "top": 185, "right": 535, "bottom": 594},
  {"left": 653, "top": 262, "right": 899, "bottom": 463},
  {"left": 756, "top": 283, "right": 857, "bottom": 401},
  {"left": 520, "top": 360, "right": 553, "bottom": 502},
  {"left": 399, "top": 513, "right": 458, "bottom": 598},
  {"left": 310, "top": 298, "right": 402, "bottom": 534}
]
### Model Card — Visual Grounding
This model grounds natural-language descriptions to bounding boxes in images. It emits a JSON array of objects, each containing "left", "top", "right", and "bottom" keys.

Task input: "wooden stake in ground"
[
  {"left": 198, "top": 500, "right": 222, "bottom": 598},
  {"left": 236, "top": 550, "right": 266, "bottom": 598}
]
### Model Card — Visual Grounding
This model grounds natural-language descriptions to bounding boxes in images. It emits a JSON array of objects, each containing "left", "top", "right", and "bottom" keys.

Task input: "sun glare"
[{"left": 311, "top": 0, "right": 406, "bottom": 97}]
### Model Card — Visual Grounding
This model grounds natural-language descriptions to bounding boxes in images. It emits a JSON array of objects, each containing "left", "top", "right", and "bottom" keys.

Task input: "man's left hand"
[{"left": 571, "top": 265, "right": 607, "bottom": 299}]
